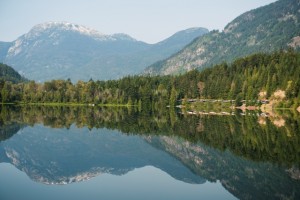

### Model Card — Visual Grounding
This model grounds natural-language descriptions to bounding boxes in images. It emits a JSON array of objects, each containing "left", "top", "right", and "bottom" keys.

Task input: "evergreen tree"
[{"left": 170, "top": 87, "right": 178, "bottom": 107}]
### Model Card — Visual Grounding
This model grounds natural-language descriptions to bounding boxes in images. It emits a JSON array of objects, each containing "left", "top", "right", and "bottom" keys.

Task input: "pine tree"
[{"left": 169, "top": 87, "right": 177, "bottom": 107}]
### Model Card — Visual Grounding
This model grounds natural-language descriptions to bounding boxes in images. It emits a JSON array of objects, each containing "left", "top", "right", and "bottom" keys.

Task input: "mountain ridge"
[
  {"left": 0, "top": 22, "right": 208, "bottom": 82},
  {"left": 144, "top": 0, "right": 300, "bottom": 75}
]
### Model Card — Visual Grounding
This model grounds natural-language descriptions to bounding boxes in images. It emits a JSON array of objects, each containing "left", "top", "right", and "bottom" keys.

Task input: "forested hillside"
[
  {"left": 0, "top": 63, "right": 26, "bottom": 83},
  {"left": 194, "top": 50, "right": 300, "bottom": 101},
  {"left": 144, "top": 0, "right": 300, "bottom": 75},
  {"left": 1, "top": 51, "right": 299, "bottom": 109}
]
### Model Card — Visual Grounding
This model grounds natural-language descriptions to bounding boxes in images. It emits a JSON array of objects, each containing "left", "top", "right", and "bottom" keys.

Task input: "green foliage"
[
  {"left": 2, "top": 51, "right": 300, "bottom": 109},
  {"left": 195, "top": 50, "right": 300, "bottom": 106},
  {"left": 169, "top": 87, "right": 177, "bottom": 107},
  {"left": 1, "top": 105, "right": 300, "bottom": 167},
  {"left": 235, "top": 94, "right": 243, "bottom": 106},
  {"left": 0, "top": 63, "right": 27, "bottom": 83}
]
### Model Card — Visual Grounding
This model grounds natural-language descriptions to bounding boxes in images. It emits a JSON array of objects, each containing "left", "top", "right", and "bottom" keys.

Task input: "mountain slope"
[
  {"left": 146, "top": 134, "right": 300, "bottom": 200},
  {"left": 144, "top": 0, "right": 300, "bottom": 75},
  {"left": 144, "top": 27, "right": 209, "bottom": 61},
  {"left": 0, "top": 42, "right": 11, "bottom": 61},
  {"left": 0, "top": 63, "right": 26, "bottom": 83},
  {"left": 2, "top": 22, "right": 149, "bottom": 82},
  {"left": 0, "top": 22, "right": 208, "bottom": 82}
]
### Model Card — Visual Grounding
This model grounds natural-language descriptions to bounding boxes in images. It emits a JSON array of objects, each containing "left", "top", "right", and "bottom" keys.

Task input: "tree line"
[{"left": 0, "top": 50, "right": 299, "bottom": 108}]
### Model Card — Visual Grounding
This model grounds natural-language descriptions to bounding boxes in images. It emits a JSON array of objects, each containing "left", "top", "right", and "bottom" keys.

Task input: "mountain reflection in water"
[{"left": 0, "top": 105, "right": 299, "bottom": 200}]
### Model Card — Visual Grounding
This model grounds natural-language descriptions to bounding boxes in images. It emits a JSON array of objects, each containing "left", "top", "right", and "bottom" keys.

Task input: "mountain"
[
  {"left": 0, "top": 42, "right": 11, "bottom": 61},
  {"left": 0, "top": 124, "right": 205, "bottom": 185},
  {"left": 145, "top": 135, "right": 300, "bottom": 200},
  {"left": 142, "top": 27, "right": 209, "bottom": 61},
  {"left": 1, "top": 115, "right": 299, "bottom": 199},
  {"left": 144, "top": 0, "right": 300, "bottom": 75},
  {"left": 0, "top": 63, "right": 26, "bottom": 83},
  {"left": 0, "top": 105, "right": 300, "bottom": 199},
  {"left": 0, "top": 122, "right": 24, "bottom": 142},
  {"left": 0, "top": 22, "right": 208, "bottom": 82}
]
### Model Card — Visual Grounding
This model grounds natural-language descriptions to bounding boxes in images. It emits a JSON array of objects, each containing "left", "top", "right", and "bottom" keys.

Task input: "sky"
[{"left": 0, "top": 0, "right": 277, "bottom": 44}]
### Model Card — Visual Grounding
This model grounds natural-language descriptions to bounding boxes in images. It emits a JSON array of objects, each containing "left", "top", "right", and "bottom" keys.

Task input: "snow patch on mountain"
[
  {"left": 29, "top": 22, "right": 136, "bottom": 42},
  {"left": 5, "top": 22, "right": 140, "bottom": 57},
  {"left": 31, "top": 22, "right": 107, "bottom": 39}
]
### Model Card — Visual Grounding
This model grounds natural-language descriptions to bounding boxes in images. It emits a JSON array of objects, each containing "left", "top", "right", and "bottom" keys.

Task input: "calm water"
[{"left": 0, "top": 106, "right": 299, "bottom": 200}]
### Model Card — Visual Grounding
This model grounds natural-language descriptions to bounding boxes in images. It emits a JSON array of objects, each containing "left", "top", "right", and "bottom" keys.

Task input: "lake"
[{"left": 0, "top": 106, "right": 299, "bottom": 200}]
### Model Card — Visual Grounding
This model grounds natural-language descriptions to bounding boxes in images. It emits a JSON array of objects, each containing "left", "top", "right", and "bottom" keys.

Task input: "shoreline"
[{"left": 1, "top": 102, "right": 136, "bottom": 107}]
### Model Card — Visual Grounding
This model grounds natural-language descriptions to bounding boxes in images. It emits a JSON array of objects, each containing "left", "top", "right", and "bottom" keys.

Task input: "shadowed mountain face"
[
  {"left": 146, "top": 135, "right": 300, "bottom": 200},
  {"left": 0, "top": 106, "right": 299, "bottom": 200},
  {"left": 0, "top": 42, "right": 11, "bottom": 61},
  {"left": 0, "top": 22, "right": 208, "bottom": 82},
  {"left": 144, "top": 0, "right": 300, "bottom": 75}
]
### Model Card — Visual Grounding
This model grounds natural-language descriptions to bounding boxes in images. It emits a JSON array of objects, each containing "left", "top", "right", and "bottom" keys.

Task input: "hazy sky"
[{"left": 0, "top": 0, "right": 277, "bottom": 44}]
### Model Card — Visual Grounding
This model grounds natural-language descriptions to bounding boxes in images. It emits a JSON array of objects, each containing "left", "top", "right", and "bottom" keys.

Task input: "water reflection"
[
  {"left": 0, "top": 105, "right": 300, "bottom": 200},
  {"left": 1, "top": 124, "right": 204, "bottom": 185},
  {"left": 0, "top": 164, "right": 236, "bottom": 200}
]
